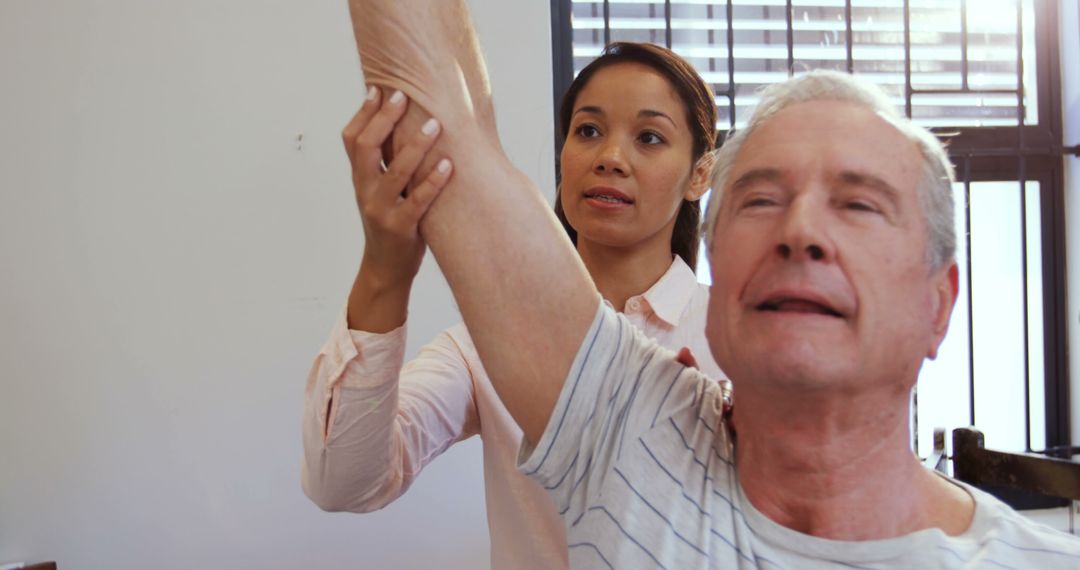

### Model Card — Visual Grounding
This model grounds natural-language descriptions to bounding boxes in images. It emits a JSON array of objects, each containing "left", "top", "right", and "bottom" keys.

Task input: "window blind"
[{"left": 568, "top": 0, "right": 1037, "bottom": 128}]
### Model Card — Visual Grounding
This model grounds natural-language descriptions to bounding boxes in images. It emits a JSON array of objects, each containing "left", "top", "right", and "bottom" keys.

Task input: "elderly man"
[{"left": 342, "top": 0, "right": 1080, "bottom": 567}]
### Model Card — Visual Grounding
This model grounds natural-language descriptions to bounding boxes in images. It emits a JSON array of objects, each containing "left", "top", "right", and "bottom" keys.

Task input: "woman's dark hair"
[{"left": 553, "top": 42, "right": 718, "bottom": 271}]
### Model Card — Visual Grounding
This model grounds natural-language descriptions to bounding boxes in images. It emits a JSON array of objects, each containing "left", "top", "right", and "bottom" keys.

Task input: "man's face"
[{"left": 706, "top": 100, "right": 957, "bottom": 395}]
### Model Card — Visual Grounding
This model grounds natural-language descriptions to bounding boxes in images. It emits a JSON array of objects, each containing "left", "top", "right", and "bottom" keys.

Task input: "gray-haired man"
[{"left": 346, "top": 1, "right": 1080, "bottom": 566}]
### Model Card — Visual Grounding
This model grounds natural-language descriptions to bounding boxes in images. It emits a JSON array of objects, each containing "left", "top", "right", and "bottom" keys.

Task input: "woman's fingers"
[
  {"left": 402, "top": 158, "right": 453, "bottom": 221},
  {"left": 342, "top": 88, "right": 449, "bottom": 230},
  {"left": 351, "top": 89, "right": 409, "bottom": 180},
  {"left": 675, "top": 347, "right": 699, "bottom": 370},
  {"left": 373, "top": 117, "right": 441, "bottom": 208},
  {"left": 341, "top": 86, "right": 382, "bottom": 163}
]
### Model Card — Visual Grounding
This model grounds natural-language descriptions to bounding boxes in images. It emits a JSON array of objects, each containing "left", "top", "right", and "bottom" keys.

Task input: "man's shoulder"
[{"left": 964, "top": 483, "right": 1080, "bottom": 562}]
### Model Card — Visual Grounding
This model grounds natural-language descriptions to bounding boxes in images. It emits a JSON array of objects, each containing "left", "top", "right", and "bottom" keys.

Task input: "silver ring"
[{"left": 378, "top": 160, "right": 389, "bottom": 174}]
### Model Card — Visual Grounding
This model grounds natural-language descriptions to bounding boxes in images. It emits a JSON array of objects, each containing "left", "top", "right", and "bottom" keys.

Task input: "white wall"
[{"left": 0, "top": 1, "right": 554, "bottom": 568}]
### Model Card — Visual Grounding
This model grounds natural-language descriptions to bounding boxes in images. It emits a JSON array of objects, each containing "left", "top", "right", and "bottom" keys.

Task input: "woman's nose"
[{"left": 593, "top": 142, "right": 629, "bottom": 176}]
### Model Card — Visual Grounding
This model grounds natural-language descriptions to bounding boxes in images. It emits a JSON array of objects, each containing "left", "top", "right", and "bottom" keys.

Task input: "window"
[{"left": 551, "top": 0, "right": 1071, "bottom": 470}]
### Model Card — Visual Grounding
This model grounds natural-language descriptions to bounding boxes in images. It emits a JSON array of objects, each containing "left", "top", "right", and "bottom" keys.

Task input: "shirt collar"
[{"left": 639, "top": 256, "right": 701, "bottom": 327}]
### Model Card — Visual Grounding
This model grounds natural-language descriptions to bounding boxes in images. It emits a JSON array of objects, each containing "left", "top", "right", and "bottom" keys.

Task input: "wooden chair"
[{"left": 950, "top": 427, "right": 1080, "bottom": 531}]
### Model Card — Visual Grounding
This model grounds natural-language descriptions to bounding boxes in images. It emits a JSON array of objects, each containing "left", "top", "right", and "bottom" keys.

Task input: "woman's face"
[{"left": 560, "top": 62, "right": 708, "bottom": 253}]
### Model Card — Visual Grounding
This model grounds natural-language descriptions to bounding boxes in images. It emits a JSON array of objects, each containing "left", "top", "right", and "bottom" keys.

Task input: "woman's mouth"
[{"left": 584, "top": 187, "right": 634, "bottom": 207}]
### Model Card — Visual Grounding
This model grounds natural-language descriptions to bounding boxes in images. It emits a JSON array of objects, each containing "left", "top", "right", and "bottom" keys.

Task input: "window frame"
[{"left": 548, "top": 0, "right": 1072, "bottom": 458}]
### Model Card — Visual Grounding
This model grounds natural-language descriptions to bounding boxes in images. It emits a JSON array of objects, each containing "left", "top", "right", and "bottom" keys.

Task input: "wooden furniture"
[{"left": 951, "top": 427, "right": 1080, "bottom": 531}]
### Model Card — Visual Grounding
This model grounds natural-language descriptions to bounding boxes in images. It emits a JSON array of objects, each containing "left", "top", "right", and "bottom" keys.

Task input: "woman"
[{"left": 302, "top": 43, "right": 725, "bottom": 569}]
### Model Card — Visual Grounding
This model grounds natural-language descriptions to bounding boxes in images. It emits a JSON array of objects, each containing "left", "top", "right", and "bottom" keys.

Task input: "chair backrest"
[{"left": 951, "top": 427, "right": 1080, "bottom": 510}]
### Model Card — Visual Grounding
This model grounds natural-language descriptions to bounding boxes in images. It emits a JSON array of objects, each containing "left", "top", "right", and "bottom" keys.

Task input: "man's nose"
[{"left": 776, "top": 198, "right": 834, "bottom": 263}]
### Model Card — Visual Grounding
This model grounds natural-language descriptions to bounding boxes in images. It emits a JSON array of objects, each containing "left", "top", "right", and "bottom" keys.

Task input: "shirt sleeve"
[
  {"left": 518, "top": 301, "right": 711, "bottom": 522},
  {"left": 301, "top": 310, "right": 479, "bottom": 513}
]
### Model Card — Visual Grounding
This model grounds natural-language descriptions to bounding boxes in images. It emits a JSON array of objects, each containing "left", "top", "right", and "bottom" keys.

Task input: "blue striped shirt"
[{"left": 518, "top": 303, "right": 1080, "bottom": 569}]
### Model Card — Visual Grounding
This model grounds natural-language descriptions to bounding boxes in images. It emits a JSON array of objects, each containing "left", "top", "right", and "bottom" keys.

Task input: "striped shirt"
[
  {"left": 302, "top": 257, "right": 722, "bottom": 569},
  {"left": 519, "top": 302, "right": 1080, "bottom": 569}
]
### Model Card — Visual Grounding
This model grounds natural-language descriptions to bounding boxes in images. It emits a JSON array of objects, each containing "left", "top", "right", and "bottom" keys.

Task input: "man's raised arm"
[{"left": 346, "top": 0, "right": 600, "bottom": 443}]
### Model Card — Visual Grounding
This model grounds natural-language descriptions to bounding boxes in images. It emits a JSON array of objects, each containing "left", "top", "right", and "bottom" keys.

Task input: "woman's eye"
[
  {"left": 575, "top": 124, "right": 600, "bottom": 138},
  {"left": 639, "top": 131, "right": 664, "bottom": 145}
]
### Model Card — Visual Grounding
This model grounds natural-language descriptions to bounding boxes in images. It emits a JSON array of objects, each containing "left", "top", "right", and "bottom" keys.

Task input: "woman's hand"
[
  {"left": 676, "top": 347, "right": 733, "bottom": 416},
  {"left": 343, "top": 87, "right": 453, "bottom": 332},
  {"left": 345, "top": 86, "right": 452, "bottom": 286}
]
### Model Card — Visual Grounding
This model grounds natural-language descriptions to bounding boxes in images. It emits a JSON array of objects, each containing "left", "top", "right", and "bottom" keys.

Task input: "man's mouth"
[{"left": 756, "top": 297, "right": 845, "bottom": 318}]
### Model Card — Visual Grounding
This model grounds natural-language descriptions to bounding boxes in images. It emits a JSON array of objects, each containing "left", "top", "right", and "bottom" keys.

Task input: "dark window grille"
[{"left": 550, "top": 0, "right": 1074, "bottom": 489}]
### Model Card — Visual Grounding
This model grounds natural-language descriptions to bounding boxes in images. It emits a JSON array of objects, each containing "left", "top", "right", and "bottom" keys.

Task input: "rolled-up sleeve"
[{"left": 301, "top": 311, "right": 479, "bottom": 512}]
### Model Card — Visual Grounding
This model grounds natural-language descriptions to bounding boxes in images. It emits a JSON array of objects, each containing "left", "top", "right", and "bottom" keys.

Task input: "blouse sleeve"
[{"left": 301, "top": 311, "right": 479, "bottom": 512}]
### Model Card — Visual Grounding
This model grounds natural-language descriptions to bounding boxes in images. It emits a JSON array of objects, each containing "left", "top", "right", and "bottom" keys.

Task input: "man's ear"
[
  {"left": 685, "top": 150, "right": 717, "bottom": 202},
  {"left": 927, "top": 263, "right": 959, "bottom": 360}
]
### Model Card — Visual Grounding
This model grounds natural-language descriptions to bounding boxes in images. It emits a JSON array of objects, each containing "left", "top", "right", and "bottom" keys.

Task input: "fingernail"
[
  {"left": 366, "top": 86, "right": 378, "bottom": 101},
  {"left": 421, "top": 118, "right": 440, "bottom": 136},
  {"left": 437, "top": 159, "right": 451, "bottom": 174},
  {"left": 389, "top": 90, "right": 405, "bottom": 105}
]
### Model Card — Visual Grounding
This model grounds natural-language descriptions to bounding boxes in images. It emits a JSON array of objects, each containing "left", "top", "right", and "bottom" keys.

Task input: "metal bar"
[
  {"left": 726, "top": 0, "right": 737, "bottom": 127},
  {"left": 903, "top": 0, "right": 913, "bottom": 118},
  {"left": 923, "top": 428, "right": 948, "bottom": 473},
  {"left": 763, "top": 5, "right": 771, "bottom": 73},
  {"left": 708, "top": 4, "right": 716, "bottom": 74},
  {"left": 786, "top": 0, "right": 794, "bottom": 75},
  {"left": 1020, "top": 176, "right": 1032, "bottom": 452},
  {"left": 1015, "top": 0, "right": 1032, "bottom": 453},
  {"left": 961, "top": 0, "right": 969, "bottom": 90},
  {"left": 591, "top": 2, "right": 600, "bottom": 46},
  {"left": 549, "top": 0, "right": 575, "bottom": 156},
  {"left": 603, "top": 0, "right": 611, "bottom": 45},
  {"left": 963, "top": 158, "right": 976, "bottom": 428},
  {"left": 1040, "top": 445, "right": 1080, "bottom": 456},
  {"left": 649, "top": 3, "right": 656, "bottom": 45},
  {"left": 914, "top": 388, "right": 919, "bottom": 455},
  {"left": 665, "top": 0, "right": 673, "bottom": 49},
  {"left": 1016, "top": 0, "right": 1026, "bottom": 133},
  {"left": 1034, "top": 0, "right": 1073, "bottom": 464},
  {"left": 845, "top": 0, "right": 854, "bottom": 73}
]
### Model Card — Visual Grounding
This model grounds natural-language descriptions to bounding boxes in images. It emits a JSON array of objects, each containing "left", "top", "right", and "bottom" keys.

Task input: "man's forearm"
[
  {"left": 347, "top": 0, "right": 497, "bottom": 141},
  {"left": 348, "top": 0, "right": 599, "bottom": 443}
]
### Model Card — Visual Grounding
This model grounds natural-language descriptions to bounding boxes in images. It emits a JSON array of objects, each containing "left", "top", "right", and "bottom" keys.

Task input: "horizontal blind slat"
[{"left": 570, "top": 0, "right": 1035, "bottom": 127}]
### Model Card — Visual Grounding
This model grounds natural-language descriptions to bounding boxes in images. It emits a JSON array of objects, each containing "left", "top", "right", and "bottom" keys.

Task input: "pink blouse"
[{"left": 301, "top": 257, "right": 724, "bottom": 569}]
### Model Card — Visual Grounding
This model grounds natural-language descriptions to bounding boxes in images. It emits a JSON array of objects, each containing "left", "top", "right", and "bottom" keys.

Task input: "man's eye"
[
  {"left": 845, "top": 201, "right": 878, "bottom": 213},
  {"left": 575, "top": 124, "right": 600, "bottom": 138},
  {"left": 742, "top": 197, "right": 777, "bottom": 209}
]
